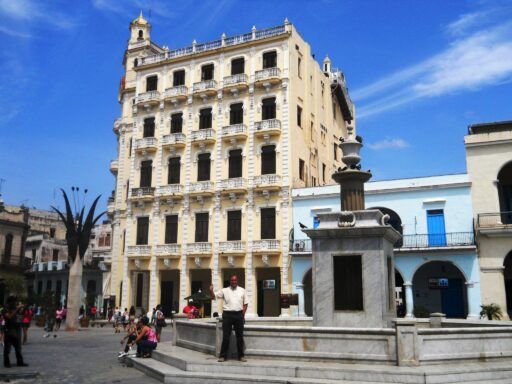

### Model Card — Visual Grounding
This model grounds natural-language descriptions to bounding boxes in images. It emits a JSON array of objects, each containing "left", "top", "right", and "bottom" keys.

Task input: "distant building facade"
[
  {"left": 108, "top": 14, "right": 354, "bottom": 316},
  {"left": 465, "top": 120, "right": 512, "bottom": 318},
  {"left": 291, "top": 174, "right": 481, "bottom": 319}
]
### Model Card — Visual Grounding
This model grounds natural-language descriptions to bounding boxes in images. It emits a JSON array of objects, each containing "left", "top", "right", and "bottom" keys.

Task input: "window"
[
  {"left": 146, "top": 75, "right": 158, "bottom": 92},
  {"left": 260, "top": 208, "right": 276, "bottom": 239},
  {"left": 297, "top": 106, "right": 302, "bottom": 128},
  {"left": 298, "top": 57, "right": 302, "bottom": 78},
  {"left": 229, "top": 103, "right": 243, "bottom": 125},
  {"left": 333, "top": 102, "right": 336, "bottom": 119},
  {"left": 299, "top": 159, "right": 305, "bottom": 181},
  {"left": 310, "top": 122, "right": 315, "bottom": 141},
  {"left": 4, "top": 233, "right": 13, "bottom": 263},
  {"left": 229, "top": 149, "right": 242, "bottom": 178},
  {"left": 262, "top": 97, "right": 276, "bottom": 120},
  {"left": 165, "top": 215, "right": 178, "bottom": 244},
  {"left": 334, "top": 255, "right": 363, "bottom": 310},
  {"left": 322, "top": 163, "right": 326, "bottom": 183},
  {"left": 126, "top": 180, "right": 129, "bottom": 200},
  {"left": 227, "top": 210, "right": 242, "bottom": 241},
  {"left": 32, "top": 249, "right": 36, "bottom": 260},
  {"left": 313, "top": 216, "right": 320, "bottom": 229},
  {"left": 50, "top": 228, "right": 56, "bottom": 238},
  {"left": 37, "top": 281, "right": 43, "bottom": 295},
  {"left": 199, "top": 108, "right": 212, "bottom": 129},
  {"left": 231, "top": 58, "right": 245, "bottom": 75},
  {"left": 168, "top": 157, "right": 181, "bottom": 184},
  {"left": 129, "top": 138, "right": 133, "bottom": 156},
  {"left": 105, "top": 233, "right": 111, "bottom": 247},
  {"left": 262, "top": 51, "right": 277, "bottom": 69},
  {"left": 143, "top": 117, "right": 155, "bottom": 138},
  {"left": 201, "top": 64, "right": 214, "bottom": 81},
  {"left": 140, "top": 160, "right": 152, "bottom": 187},
  {"left": 312, "top": 176, "right": 317, "bottom": 186},
  {"left": 134, "top": 58, "right": 138, "bottom": 67},
  {"left": 52, "top": 249, "right": 59, "bottom": 262},
  {"left": 261, "top": 145, "right": 276, "bottom": 175},
  {"left": 195, "top": 213, "right": 209, "bottom": 242},
  {"left": 333, "top": 143, "right": 338, "bottom": 161},
  {"left": 197, "top": 153, "right": 211, "bottom": 181},
  {"left": 138, "top": 30, "right": 143, "bottom": 40},
  {"left": 173, "top": 70, "right": 185, "bottom": 86},
  {"left": 170, "top": 113, "right": 183, "bottom": 133},
  {"left": 321, "top": 81, "right": 325, "bottom": 107},
  {"left": 136, "top": 217, "right": 149, "bottom": 245},
  {"left": 46, "top": 280, "right": 52, "bottom": 291}
]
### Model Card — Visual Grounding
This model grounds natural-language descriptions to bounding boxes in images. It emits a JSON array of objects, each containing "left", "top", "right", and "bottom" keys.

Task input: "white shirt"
[{"left": 215, "top": 286, "right": 248, "bottom": 312}]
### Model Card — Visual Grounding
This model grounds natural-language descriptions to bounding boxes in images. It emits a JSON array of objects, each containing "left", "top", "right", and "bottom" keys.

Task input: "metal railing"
[
  {"left": 193, "top": 80, "right": 217, "bottom": 92},
  {"left": 255, "top": 67, "right": 281, "bottom": 81},
  {"left": 255, "top": 119, "right": 281, "bottom": 132},
  {"left": 289, "top": 239, "right": 312, "bottom": 252},
  {"left": 222, "top": 124, "right": 246, "bottom": 137},
  {"left": 478, "top": 212, "right": 512, "bottom": 227},
  {"left": 163, "top": 85, "right": 188, "bottom": 98},
  {"left": 223, "top": 74, "right": 248, "bottom": 86},
  {"left": 131, "top": 187, "right": 155, "bottom": 197},
  {"left": 400, "top": 232, "right": 475, "bottom": 248}
]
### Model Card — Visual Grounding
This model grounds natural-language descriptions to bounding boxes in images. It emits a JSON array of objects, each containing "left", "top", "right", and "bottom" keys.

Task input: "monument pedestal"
[{"left": 304, "top": 210, "right": 401, "bottom": 328}]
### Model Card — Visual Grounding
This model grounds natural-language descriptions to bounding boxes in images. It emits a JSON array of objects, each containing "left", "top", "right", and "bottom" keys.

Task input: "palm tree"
[{"left": 52, "top": 188, "right": 104, "bottom": 331}]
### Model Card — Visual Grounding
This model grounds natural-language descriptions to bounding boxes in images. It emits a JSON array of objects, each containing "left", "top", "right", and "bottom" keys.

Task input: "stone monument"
[{"left": 303, "top": 127, "right": 401, "bottom": 328}]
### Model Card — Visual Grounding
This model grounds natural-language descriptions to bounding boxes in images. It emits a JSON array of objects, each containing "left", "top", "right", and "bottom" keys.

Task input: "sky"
[{"left": 0, "top": 0, "right": 511, "bottom": 212}]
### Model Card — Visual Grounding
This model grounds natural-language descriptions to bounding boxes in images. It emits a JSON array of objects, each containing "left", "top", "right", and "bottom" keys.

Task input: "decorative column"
[
  {"left": 404, "top": 281, "right": 414, "bottom": 318},
  {"left": 295, "top": 282, "right": 306, "bottom": 316}
]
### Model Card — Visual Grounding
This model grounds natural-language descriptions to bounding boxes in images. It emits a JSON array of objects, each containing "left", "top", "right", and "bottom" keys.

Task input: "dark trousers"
[
  {"left": 124, "top": 334, "right": 136, "bottom": 352},
  {"left": 4, "top": 332, "right": 24, "bottom": 367},
  {"left": 136, "top": 340, "right": 157, "bottom": 356},
  {"left": 220, "top": 311, "right": 244, "bottom": 359}
]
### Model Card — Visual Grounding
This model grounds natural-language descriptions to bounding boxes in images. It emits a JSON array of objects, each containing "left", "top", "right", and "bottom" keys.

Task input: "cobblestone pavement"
[{"left": 1, "top": 326, "right": 163, "bottom": 383}]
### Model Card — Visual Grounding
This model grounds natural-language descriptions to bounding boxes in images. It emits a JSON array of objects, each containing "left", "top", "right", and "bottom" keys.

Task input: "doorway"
[{"left": 256, "top": 268, "right": 281, "bottom": 317}]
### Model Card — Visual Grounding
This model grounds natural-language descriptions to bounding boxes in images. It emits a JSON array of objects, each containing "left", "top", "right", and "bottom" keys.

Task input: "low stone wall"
[{"left": 174, "top": 318, "right": 512, "bottom": 366}]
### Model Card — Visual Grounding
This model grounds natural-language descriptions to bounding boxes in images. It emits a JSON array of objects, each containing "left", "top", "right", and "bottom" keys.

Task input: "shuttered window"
[
  {"left": 229, "top": 149, "right": 242, "bottom": 178},
  {"left": 136, "top": 217, "right": 149, "bottom": 245},
  {"left": 167, "top": 157, "right": 180, "bottom": 184},
  {"left": 165, "top": 215, "right": 178, "bottom": 244},
  {"left": 140, "top": 160, "right": 152, "bottom": 187},
  {"left": 170, "top": 113, "right": 183, "bottom": 133},
  {"left": 227, "top": 210, "right": 242, "bottom": 241},
  {"left": 143, "top": 117, "right": 155, "bottom": 138},
  {"left": 199, "top": 108, "right": 212, "bottom": 129},
  {"left": 197, "top": 153, "right": 211, "bottom": 181},
  {"left": 262, "top": 98, "right": 276, "bottom": 120},
  {"left": 229, "top": 103, "right": 243, "bottom": 125},
  {"left": 195, "top": 213, "right": 209, "bottom": 242},
  {"left": 260, "top": 208, "right": 276, "bottom": 239},
  {"left": 261, "top": 145, "right": 276, "bottom": 175}
]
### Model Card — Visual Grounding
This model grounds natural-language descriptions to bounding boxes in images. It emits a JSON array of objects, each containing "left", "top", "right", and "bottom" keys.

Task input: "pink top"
[
  {"left": 146, "top": 327, "right": 158, "bottom": 343},
  {"left": 56, "top": 309, "right": 64, "bottom": 320},
  {"left": 22, "top": 309, "right": 33, "bottom": 324}
]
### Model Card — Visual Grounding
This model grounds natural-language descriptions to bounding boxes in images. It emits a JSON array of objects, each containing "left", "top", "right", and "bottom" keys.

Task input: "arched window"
[
  {"left": 4, "top": 233, "right": 13, "bottom": 263},
  {"left": 138, "top": 30, "right": 144, "bottom": 40},
  {"left": 498, "top": 162, "right": 512, "bottom": 224}
]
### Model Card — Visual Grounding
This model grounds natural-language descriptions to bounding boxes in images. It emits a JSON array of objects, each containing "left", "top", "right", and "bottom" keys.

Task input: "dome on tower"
[{"left": 131, "top": 11, "right": 149, "bottom": 26}]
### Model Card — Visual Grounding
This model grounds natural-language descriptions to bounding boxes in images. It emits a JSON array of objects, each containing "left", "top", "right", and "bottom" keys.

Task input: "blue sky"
[{"left": 0, "top": 0, "right": 511, "bottom": 211}]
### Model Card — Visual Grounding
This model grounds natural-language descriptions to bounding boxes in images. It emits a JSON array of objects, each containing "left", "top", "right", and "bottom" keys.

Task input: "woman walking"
[
  {"left": 154, "top": 305, "right": 166, "bottom": 342},
  {"left": 21, "top": 304, "right": 33, "bottom": 344}
]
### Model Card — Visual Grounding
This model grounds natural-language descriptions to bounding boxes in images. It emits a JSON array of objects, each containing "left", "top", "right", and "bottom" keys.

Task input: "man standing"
[
  {"left": 2, "top": 296, "right": 28, "bottom": 368},
  {"left": 209, "top": 275, "right": 248, "bottom": 362}
]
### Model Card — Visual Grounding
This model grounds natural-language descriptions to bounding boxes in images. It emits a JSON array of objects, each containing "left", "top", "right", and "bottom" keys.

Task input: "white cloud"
[
  {"left": 447, "top": 11, "right": 487, "bottom": 36},
  {"left": 0, "top": 25, "right": 32, "bottom": 38},
  {"left": 353, "top": 8, "right": 512, "bottom": 119},
  {"left": 367, "top": 138, "right": 410, "bottom": 150}
]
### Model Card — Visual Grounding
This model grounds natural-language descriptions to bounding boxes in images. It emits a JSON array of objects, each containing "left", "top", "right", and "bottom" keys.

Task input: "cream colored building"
[
  {"left": 465, "top": 120, "right": 512, "bottom": 318},
  {"left": 109, "top": 14, "right": 354, "bottom": 317}
]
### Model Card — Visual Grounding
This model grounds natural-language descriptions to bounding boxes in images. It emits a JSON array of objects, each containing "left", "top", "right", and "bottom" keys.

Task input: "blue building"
[{"left": 290, "top": 174, "right": 481, "bottom": 319}]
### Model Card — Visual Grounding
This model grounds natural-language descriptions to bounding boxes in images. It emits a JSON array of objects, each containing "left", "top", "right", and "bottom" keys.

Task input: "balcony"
[
  {"left": 189, "top": 181, "right": 215, "bottom": 196},
  {"left": 191, "top": 128, "right": 216, "bottom": 145},
  {"left": 113, "top": 118, "right": 123, "bottom": 133},
  {"left": 289, "top": 239, "right": 312, "bottom": 253},
  {"left": 161, "top": 133, "right": 186, "bottom": 149},
  {"left": 109, "top": 159, "right": 119, "bottom": 175},
  {"left": 186, "top": 242, "right": 212, "bottom": 254},
  {"left": 130, "top": 187, "right": 155, "bottom": 200},
  {"left": 218, "top": 178, "right": 247, "bottom": 194},
  {"left": 253, "top": 239, "right": 281, "bottom": 253},
  {"left": 156, "top": 184, "right": 184, "bottom": 199},
  {"left": 396, "top": 232, "right": 475, "bottom": 250},
  {"left": 477, "top": 212, "right": 512, "bottom": 237},
  {"left": 192, "top": 80, "right": 217, "bottom": 98},
  {"left": 107, "top": 198, "right": 115, "bottom": 215},
  {"left": 254, "top": 119, "right": 281, "bottom": 137},
  {"left": 163, "top": 85, "right": 188, "bottom": 102},
  {"left": 219, "top": 241, "right": 246, "bottom": 254},
  {"left": 127, "top": 245, "right": 152, "bottom": 257},
  {"left": 253, "top": 174, "right": 281, "bottom": 190},
  {"left": 134, "top": 137, "right": 158, "bottom": 153},
  {"left": 221, "top": 124, "right": 247, "bottom": 141},
  {"left": 134, "top": 91, "right": 160, "bottom": 106},
  {"left": 255, "top": 67, "right": 281, "bottom": 88},
  {"left": 223, "top": 74, "right": 248, "bottom": 93},
  {"left": 154, "top": 244, "right": 181, "bottom": 256}
]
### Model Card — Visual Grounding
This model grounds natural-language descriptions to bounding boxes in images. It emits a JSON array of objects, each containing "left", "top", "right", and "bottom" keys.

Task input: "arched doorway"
[
  {"left": 498, "top": 162, "right": 512, "bottom": 224},
  {"left": 395, "top": 269, "right": 406, "bottom": 317},
  {"left": 369, "top": 207, "right": 403, "bottom": 247},
  {"left": 504, "top": 251, "right": 512, "bottom": 318},
  {"left": 303, "top": 268, "right": 312, "bottom": 316},
  {"left": 412, "top": 261, "right": 467, "bottom": 318}
]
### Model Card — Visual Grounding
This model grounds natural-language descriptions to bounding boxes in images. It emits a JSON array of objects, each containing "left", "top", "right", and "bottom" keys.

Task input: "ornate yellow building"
[{"left": 109, "top": 13, "right": 354, "bottom": 317}]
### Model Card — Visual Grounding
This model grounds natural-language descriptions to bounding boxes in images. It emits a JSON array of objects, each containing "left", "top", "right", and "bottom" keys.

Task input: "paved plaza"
[{"left": 0, "top": 326, "right": 162, "bottom": 384}]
